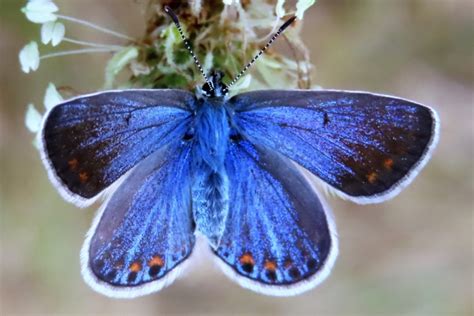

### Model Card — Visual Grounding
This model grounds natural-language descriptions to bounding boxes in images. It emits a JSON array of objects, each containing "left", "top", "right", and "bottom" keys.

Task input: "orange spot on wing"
[
  {"left": 384, "top": 158, "right": 394, "bottom": 170},
  {"left": 239, "top": 253, "right": 255, "bottom": 266},
  {"left": 129, "top": 261, "right": 142, "bottom": 272},
  {"left": 148, "top": 256, "right": 164, "bottom": 267},
  {"left": 68, "top": 158, "right": 78, "bottom": 170},
  {"left": 264, "top": 260, "right": 277, "bottom": 271},
  {"left": 367, "top": 172, "right": 378, "bottom": 184},
  {"left": 79, "top": 171, "right": 89, "bottom": 183}
]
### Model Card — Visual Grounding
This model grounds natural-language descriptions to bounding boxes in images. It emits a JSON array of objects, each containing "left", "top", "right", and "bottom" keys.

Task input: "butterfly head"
[{"left": 200, "top": 70, "right": 229, "bottom": 99}]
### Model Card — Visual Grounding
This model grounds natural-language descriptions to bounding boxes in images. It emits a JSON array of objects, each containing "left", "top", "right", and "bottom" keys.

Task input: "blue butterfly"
[{"left": 39, "top": 8, "right": 439, "bottom": 298}]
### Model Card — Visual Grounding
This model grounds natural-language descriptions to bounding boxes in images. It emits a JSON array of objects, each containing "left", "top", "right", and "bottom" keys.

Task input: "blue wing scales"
[
  {"left": 81, "top": 141, "right": 195, "bottom": 298},
  {"left": 230, "top": 90, "right": 439, "bottom": 203},
  {"left": 41, "top": 89, "right": 195, "bottom": 205},
  {"left": 214, "top": 139, "right": 337, "bottom": 296}
]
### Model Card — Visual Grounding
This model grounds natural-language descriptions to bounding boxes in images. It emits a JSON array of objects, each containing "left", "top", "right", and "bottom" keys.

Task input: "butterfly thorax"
[{"left": 191, "top": 95, "right": 230, "bottom": 248}]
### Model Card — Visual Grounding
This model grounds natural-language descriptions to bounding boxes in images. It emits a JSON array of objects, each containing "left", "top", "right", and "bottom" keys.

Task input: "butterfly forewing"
[
  {"left": 230, "top": 90, "right": 439, "bottom": 203},
  {"left": 41, "top": 89, "right": 195, "bottom": 205},
  {"left": 214, "top": 139, "right": 337, "bottom": 296},
  {"left": 82, "top": 141, "right": 195, "bottom": 298}
]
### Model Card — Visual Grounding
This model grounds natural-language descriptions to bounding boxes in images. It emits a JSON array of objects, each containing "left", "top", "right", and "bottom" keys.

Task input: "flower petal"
[
  {"left": 43, "top": 83, "right": 63, "bottom": 110},
  {"left": 19, "top": 41, "right": 40, "bottom": 73},
  {"left": 276, "top": 0, "right": 286, "bottom": 18},
  {"left": 25, "top": 103, "right": 43, "bottom": 133},
  {"left": 22, "top": 0, "right": 59, "bottom": 24},
  {"left": 41, "top": 21, "right": 65, "bottom": 46},
  {"left": 296, "top": 0, "right": 315, "bottom": 20}
]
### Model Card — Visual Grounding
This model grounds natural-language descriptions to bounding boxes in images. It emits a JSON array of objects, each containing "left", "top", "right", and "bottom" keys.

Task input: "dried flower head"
[{"left": 21, "top": 0, "right": 316, "bottom": 141}]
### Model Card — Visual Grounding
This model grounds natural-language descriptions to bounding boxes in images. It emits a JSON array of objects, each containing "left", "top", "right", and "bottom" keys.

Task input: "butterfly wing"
[
  {"left": 214, "top": 139, "right": 338, "bottom": 296},
  {"left": 82, "top": 141, "right": 195, "bottom": 298},
  {"left": 40, "top": 89, "right": 195, "bottom": 206},
  {"left": 230, "top": 90, "right": 439, "bottom": 203}
]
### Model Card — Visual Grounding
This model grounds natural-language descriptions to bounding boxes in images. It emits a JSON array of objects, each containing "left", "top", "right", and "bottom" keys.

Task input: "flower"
[
  {"left": 25, "top": 103, "right": 42, "bottom": 133},
  {"left": 276, "top": 0, "right": 286, "bottom": 18},
  {"left": 231, "top": 74, "right": 252, "bottom": 93},
  {"left": 43, "top": 82, "right": 63, "bottom": 110},
  {"left": 21, "top": 0, "right": 58, "bottom": 24},
  {"left": 19, "top": 41, "right": 40, "bottom": 73},
  {"left": 296, "top": 0, "right": 316, "bottom": 19},
  {"left": 41, "top": 21, "right": 65, "bottom": 46}
]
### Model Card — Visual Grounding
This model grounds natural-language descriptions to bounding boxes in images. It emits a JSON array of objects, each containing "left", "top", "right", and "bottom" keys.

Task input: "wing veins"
[{"left": 239, "top": 144, "right": 317, "bottom": 248}]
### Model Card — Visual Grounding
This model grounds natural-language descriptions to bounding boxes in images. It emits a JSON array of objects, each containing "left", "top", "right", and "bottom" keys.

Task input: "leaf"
[
  {"left": 256, "top": 56, "right": 295, "bottom": 89},
  {"left": 258, "top": 55, "right": 284, "bottom": 69},
  {"left": 104, "top": 46, "right": 139, "bottom": 89},
  {"left": 231, "top": 74, "right": 252, "bottom": 92}
]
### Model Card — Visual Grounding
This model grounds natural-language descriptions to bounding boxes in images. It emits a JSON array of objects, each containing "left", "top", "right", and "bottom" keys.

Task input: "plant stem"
[
  {"left": 41, "top": 48, "right": 120, "bottom": 60},
  {"left": 57, "top": 14, "right": 135, "bottom": 41},
  {"left": 63, "top": 37, "right": 124, "bottom": 50}
]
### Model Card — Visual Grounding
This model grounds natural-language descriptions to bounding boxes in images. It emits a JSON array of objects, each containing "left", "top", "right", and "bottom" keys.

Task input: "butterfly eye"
[{"left": 201, "top": 82, "right": 213, "bottom": 96}]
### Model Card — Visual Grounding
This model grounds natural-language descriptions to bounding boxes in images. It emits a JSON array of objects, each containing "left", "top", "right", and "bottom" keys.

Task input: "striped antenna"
[
  {"left": 164, "top": 6, "right": 213, "bottom": 89},
  {"left": 227, "top": 15, "right": 297, "bottom": 90}
]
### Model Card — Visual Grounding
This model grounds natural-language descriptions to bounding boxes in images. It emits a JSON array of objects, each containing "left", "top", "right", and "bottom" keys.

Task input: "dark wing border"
[
  {"left": 213, "top": 141, "right": 339, "bottom": 296},
  {"left": 39, "top": 88, "right": 195, "bottom": 207},
  {"left": 230, "top": 89, "right": 440, "bottom": 204},
  {"left": 80, "top": 142, "right": 195, "bottom": 298}
]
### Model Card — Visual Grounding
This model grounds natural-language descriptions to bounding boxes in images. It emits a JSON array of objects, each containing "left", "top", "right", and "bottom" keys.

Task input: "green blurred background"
[{"left": 1, "top": 0, "right": 473, "bottom": 315}]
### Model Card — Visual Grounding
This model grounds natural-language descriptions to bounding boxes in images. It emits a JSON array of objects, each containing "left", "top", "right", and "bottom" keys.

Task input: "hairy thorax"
[{"left": 191, "top": 97, "right": 231, "bottom": 248}]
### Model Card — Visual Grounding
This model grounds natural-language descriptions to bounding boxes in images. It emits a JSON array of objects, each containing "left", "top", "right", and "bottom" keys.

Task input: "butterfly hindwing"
[
  {"left": 214, "top": 139, "right": 338, "bottom": 296},
  {"left": 230, "top": 90, "right": 439, "bottom": 203},
  {"left": 81, "top": 141, "right": 195, "bottom": 298},
  {"left": 40, "top": 89, "right": 195, "bottom": 206}
]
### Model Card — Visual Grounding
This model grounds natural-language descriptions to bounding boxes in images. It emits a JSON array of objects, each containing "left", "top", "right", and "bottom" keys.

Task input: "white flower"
[
  {"left": 43, "top": 83, "right": 63, "bottom": 110},
  {"left": 276, "top": 0, "right": 286, "bottom": 18},
  {"left": 25, "top": 103, "right": 43, "bottom": 133},
  {"left": 296, "top": 0, "right": 315, "bottom": 20},
  {"left": 21, "top": 0, "right": 59, "bottom": 24},
  {"left": 19, "top": 41, "right": 40, "bottom": 73},
  {"left": 41, "top": 21, "right": 65, "bottom": 46}
]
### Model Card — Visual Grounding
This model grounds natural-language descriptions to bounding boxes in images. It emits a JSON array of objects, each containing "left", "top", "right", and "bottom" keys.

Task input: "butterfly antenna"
[
  {"left": 227, "top": 15, "right": 297, "bottom": 89},
  {"left": 164, "top": 6, "right": 213, "bottom": 89}
]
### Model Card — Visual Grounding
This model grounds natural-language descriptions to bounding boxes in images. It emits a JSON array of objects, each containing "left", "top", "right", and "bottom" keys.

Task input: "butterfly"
[{"left": 38, "top": 7, "right": 439, "bottom": 298}]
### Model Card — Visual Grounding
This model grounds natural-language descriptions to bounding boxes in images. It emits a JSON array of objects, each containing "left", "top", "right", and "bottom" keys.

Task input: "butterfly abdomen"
[{"left": 191, "top": 99, "right": 230, "bottom": 248}]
